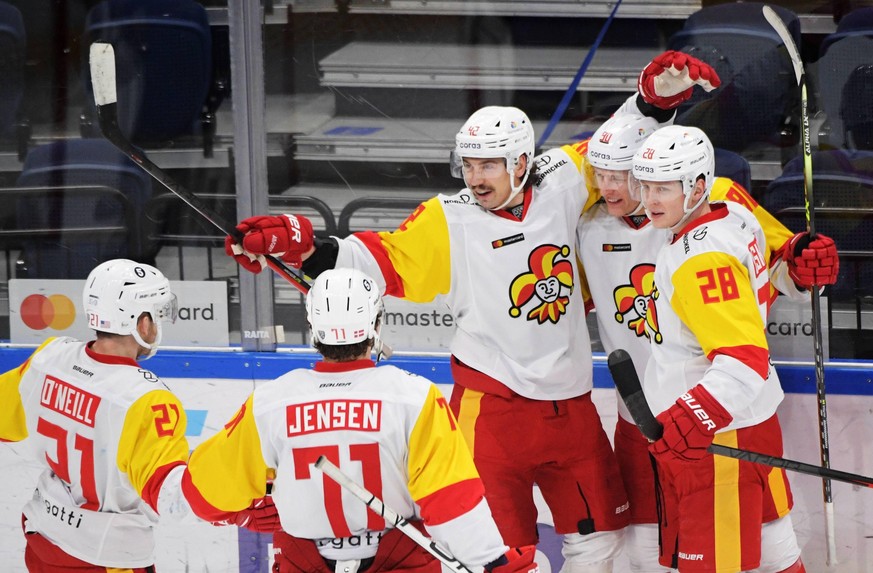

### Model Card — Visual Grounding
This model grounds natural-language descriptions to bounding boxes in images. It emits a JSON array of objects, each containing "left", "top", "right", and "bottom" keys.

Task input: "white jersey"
[
  {"left": 577, "top": 203, "right": 665, "bottom": 422},
  {"left": 577, "top": 178, "right": 807, "bottom": 423},
  {"left": 644, "top": 203, "right": 784, "bottom": 429},
  {"left": 185, "top": 360, "right": 506, "bottom": 567},
  {"left": 1, "top": 337, "right": 189, "bottom": 567},
  {"left": 336, "top": 142, "right": 600, "bottom": 400}
]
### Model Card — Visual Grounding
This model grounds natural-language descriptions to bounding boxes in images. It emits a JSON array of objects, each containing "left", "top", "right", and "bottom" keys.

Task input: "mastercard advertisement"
[{"left": 9, "top": 279, "right": 230, "bottom": 346}]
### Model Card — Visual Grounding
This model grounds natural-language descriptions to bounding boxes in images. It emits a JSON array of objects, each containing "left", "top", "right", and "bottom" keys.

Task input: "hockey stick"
[
  {"left": 607, "top": 349, "right": 873, "bottom": 489},
  {"left": 88, "top": 42, "right": 310, "bottom": 294},
  {"left": 761, "top": 7, "right": 837, "bottom": 564},
  {"left": 314, "top": 456, "right": 474, "bottom": 573}
]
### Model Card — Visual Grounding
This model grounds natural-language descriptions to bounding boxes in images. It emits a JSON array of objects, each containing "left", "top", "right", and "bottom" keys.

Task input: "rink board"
[{"left": 1, "top": 349, "right": 872, "bottom": 572}]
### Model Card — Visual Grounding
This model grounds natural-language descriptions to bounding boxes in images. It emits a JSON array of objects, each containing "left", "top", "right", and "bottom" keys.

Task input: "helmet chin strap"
[
  {"left": 492, "top": 169, "right": 530, "bottom": 211},
  {"left": 133, "top": 318, "right": 161, "bottom": 360},
  {"left": 372, "top": 321, "right": 390, "bottom": 363},
  {"left": 668, "top": 187, "right": 709, "bottom": 234},
  {"left": 625, "top": 200, "right": 646, "bottom": 217}
]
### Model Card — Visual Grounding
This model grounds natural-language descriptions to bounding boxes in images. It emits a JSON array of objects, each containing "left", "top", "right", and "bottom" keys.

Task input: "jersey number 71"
[{"left": 293, "top": 443, "right": 385, "bottom": 537}]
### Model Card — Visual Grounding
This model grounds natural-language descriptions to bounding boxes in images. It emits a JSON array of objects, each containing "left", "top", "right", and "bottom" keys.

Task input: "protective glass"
[
  {"left": 156, "top": 294, "right": 179, "bottom": 324},
  {"left": 638, "top": 179, "right": 684, "bottom": 209},
  {"left": 449, "top": 150, "right": 463, "bottom": 178},
  {"left": 594, "top": 169, "right": 629, "bottom": 187},
  {"left": 449, "top": 151, "right": 506, "bottom": 179},
  {"left": 627, "top": 172, "right": 642, "bottom": 202}
]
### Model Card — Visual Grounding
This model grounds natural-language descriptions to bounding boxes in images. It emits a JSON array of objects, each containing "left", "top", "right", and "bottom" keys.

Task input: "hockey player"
[
  {"left": 224, "top": 52, "right": 720, "bottom": 573},
  {"left": 0, "top": 259, "right": 268, "bottom": 572},
  {"left": 629, "top": 126, "right": 838, "bottom": 572},
  {"left": 182, "top": 268, "right": 537, "bottom": 573},
  {"left": 576, "top": 116, "right": 838, "bottom": 572}
]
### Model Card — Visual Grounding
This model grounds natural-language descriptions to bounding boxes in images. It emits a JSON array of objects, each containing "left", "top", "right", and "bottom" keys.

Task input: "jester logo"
[
  {"left": 508, "top": 244, "right": 574, "bottom": 324},
  {"left": 612, "top": 263, "right": 662, "bottom": 343}
]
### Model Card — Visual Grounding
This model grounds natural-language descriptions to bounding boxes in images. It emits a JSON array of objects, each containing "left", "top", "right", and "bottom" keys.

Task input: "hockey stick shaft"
[
  {"left": 762, "top": 7, "right": 836, "bottom": 562},
  {"left": 608, "top": 349, "right": 873, "bottom": 489},
  {"left": 88, "top": 42, "right": 310, "bottom": 294},
  {"left": 536, "top": 0, "right": 622, "bottom": 148},
  {"left": 314, "top": 456, "right": 474, "bottom": 573}
]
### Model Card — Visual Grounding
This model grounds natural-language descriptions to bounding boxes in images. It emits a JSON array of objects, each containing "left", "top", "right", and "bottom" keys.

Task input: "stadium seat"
[
  {"left": 0, "top": 1, "right": 26, "bottom": 158},
  {"left": 81, "top": 0, "right": 221, "bottom": 155},
  {"left": 840, "top": 64, "right": 873, "bottom": 151},
  {"left": 821, "top": 6, "right": 873, "bottom": 54},
  {"left": 14, "top": 138, "right": 153, "bottom": 279},
  {"left": 714, "top": 148, "right": 753, "bottom": 193},
  {"left": 818, "top": 7, "right": 873, "bottom": 149},
  {"left": 762, "top": 149, "right": 873, "bottom": 301},
  {"left": 668, "top": 2, "right": 801, "bottom": 154}
]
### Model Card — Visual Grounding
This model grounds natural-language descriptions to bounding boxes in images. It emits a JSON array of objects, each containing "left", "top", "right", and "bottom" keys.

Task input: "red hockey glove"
[
  {"left": 638, "top": 50, "right": 721, "bottom": 110},
  {"left": 650, "top": 385, "right": 733, "bottom": 463},
  {"left": 224, "top": 214, "right": 315, "bottom": 272},
  {"left": 783, "top": 231, "right": 839, "bottom": 288},
  {"left": 485, "top": 546, "right": 539, "bottom": 573},
  {"left": 224, "top": 238, "right": 267, "bottom": 274},
  {"left": 225, "top": 496, "right": 282, "bottom": 533}
]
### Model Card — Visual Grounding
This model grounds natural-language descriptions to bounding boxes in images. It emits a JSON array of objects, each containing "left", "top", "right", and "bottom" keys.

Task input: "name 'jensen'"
[{"left": 287, "top": 399, "right": 382, "bottom": 436}]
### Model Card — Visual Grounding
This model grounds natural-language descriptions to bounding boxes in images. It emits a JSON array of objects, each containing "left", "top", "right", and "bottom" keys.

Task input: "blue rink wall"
[{"left": 2, "top": 348, "right": 873, "bottom": 573}]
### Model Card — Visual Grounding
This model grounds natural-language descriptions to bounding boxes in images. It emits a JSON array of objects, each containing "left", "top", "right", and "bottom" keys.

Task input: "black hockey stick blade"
[
  {"left": 607, "top": 349, "right": 663, "bottom": 441},
  {"left": 88, "top": 42, "right": 310, "bottom": 294},
  {"left": 710, "top": 444, "right": 873, "bottom": 489},
  {"left": 607, "top": 350, "right": 873, "bottom": 489}
]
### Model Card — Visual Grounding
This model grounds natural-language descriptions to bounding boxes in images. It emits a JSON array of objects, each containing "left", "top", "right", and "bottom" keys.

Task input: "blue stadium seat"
[
  {"left": 14, "top": 138, "right": 153, "bottom": 278},
  {"left": 714, "top": 147, "right": 752, "bottom": 193},
  {"left": 842, "top": 64, "right": 873, "bottom": 150},
  {"left": 82, "top": 0, "right": 218, "bottom": 154},
  {"left": 0, "top": 1, "right": 25, "bottom": 157},
  {"left": 668, "top": 2, "right": 801, "bottom": 154},
  {"left": 818, "top": 7, "right": 873, "bottom": 149},
  {"left": 762, "top": 149, "right": 873, "bottom": 301},
  {"left": 821, "top": 6, "right": 873, "bottom": 54}
]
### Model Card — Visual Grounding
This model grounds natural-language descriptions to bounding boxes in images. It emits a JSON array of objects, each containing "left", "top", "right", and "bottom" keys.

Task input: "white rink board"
[{"left": 2, "top": 380, "right": 872, "bottom": 572}]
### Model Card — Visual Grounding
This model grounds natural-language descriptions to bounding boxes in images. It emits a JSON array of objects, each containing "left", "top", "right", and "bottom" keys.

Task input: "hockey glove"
[
  {"left": 650, "top": 385, "right": 733, "bottom": 463},
  {"left": 224, "top": 214, "right": 315, "bottom": 272},
  {"left": 485, "top": 546, "right": 539, "bottom": 573},
  {"left": 227, "top": 496, "right": 282, "bottom": 533},
  {"left": 783, "top": 231, "right": 839, "bottom": 288},
  {"left": 638, "top": 50, "right": 721, "bottom": 110}
]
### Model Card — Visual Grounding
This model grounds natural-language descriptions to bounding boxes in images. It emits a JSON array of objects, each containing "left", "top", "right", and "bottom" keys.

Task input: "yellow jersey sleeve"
[
  {"left": 408, "top": 385, "right": 485, "bottom": 525},
  {"left": 0, "top": 338, "right": 56, "bottom": 442},
  {"left": 354, "top": 197, "right": 452, "bottom": 302},
  {"left": 561, "top": 140, "right": 602, "bottom": 214},
  {"left": 117, "top": 389, "right": 190, "bottom": 511},
  {"left": 184, "top": 395, "right": 270, "bottom": 515},
  {"left": 671, "top": 252, "right": 769, "bottom": 372},
  {"left": 710, "top": 177, "right": 792, "bottom": 262}
]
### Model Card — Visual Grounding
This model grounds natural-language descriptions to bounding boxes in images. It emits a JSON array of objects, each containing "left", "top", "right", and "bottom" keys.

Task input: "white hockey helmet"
[
  {"left": 587, "top": 113, "right": 660, "bottom": 172},
  {"left": 450, "top": 106, "right": 536, "bottom": 209},
  {"left": 632, "top": 125, "right": 715, "bottom": 229},
  {"left": 83, "top": 259, "right": 177, "bottom": 359},
  {"left": 306, "top": 268, "right": 384, "bottom": 355}
]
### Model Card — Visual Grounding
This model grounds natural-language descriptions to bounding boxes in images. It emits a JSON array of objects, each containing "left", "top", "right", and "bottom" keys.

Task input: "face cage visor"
[{"left": 155, "top": 293, "right": 179, "bottom": 324}]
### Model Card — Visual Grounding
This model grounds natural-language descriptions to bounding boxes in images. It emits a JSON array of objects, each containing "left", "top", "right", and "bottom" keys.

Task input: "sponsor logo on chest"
[{"left": 492, "top": 233, "right": 525, "bottom": 249}]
